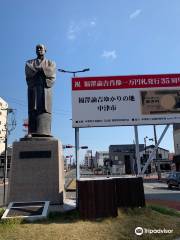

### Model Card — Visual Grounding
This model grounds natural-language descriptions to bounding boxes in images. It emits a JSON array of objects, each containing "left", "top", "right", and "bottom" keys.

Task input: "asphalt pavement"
[
  {"left": 143, "top": 181, "right": 180, "bottom": 211},
  {"left": 0, "top": 171, "right": 179, "bottom": 209},
  {"left": 144, "top": 181, "right": 180, "bottom": 201}
]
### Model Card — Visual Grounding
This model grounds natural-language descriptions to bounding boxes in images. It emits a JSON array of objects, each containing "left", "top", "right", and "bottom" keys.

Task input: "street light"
[
  {"left": 58, "top": 67, "right": 90, "bottom": 179},
  {"left": 59, "top": 68, "right": 90, "bottom": 207},
  {"left": 58, "top": 68, "right": 90, "bottom": 77},
  {"left": 144, "top": 136, "right": 151, "bottom": 174},
  {"left": 144, "top": 136, "right": 156, "bottom": 175},
  {"left": 144, "top": 136, "right": 148, "bottom": 155}
]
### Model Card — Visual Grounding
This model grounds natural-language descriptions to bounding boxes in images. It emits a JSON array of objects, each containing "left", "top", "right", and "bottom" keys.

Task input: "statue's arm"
[
  {"left": 25, "top": 60, "right": 37, "bottom": 78},
  {"left": 42, "top": 60, "right": 56, "bottom": 78},
  {"left": 42, "top": 60, "right": 56, "bottom": 87}
]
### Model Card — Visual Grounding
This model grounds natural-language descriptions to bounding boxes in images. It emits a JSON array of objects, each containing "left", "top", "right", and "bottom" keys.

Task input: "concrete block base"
[{"left": 8, "top": 138, "right": 64, "bottom": 204}]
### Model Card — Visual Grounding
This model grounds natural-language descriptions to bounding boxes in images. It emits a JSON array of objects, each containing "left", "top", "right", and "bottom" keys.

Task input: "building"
[
  {"left": 0, "top": 97, "right": 8, "bottom": 155},
  {"left": 109, "top": 144, "right": 144, "bottom": 175},
  {"left": 173, "top": 124, "right": 180, "bottom": 171},
  {"left": 95, "top": 151, "right": 109, "bottom": 167},
  {"left": 84, "top": 150, "right": 96, "bottom": 169},
  {"left": 0, "top": 97, "right": 8, "bottom": 178},
  {"left": 0, "top": 146, "right": 12, "bottom": 178},
  {"left": 139, "top": 145, "right": 170, "bottom": 173},
  {"left": 109, "top": 144, "right": 170, "bottom": 175}
]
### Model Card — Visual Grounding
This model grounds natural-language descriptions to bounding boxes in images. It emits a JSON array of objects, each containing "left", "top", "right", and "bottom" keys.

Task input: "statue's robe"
[{"left": 25, "top": 58, "right": 56, "bottom": 136}]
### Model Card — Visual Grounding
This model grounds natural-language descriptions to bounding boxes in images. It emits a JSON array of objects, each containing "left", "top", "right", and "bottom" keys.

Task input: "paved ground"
[
  {"left": 143, "top": 181, "right": 180, "bottom": 211},
  {"left": 64, "top": 169, "right": 76, "bottom": 189},
  {"left": 1, "top": 172, "right": 179, "bottom": 212},
  {"left": 65, "top": 175, "right": 180, "bottom": 211}
]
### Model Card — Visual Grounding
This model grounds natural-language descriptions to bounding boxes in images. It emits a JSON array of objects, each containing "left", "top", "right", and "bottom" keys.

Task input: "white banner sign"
[{"left": 72, "top": 73, "right": 180, "bottom": 127}]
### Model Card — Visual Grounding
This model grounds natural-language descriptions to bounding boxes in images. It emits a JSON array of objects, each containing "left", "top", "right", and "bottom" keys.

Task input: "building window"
[{"left": 115, "top": 156, "right": 118, "bottom": 160}]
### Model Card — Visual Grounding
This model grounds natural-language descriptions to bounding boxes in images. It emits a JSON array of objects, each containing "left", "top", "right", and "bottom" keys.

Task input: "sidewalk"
[{"left": 143, "top": 173, "right": 168, "bottom": 183}]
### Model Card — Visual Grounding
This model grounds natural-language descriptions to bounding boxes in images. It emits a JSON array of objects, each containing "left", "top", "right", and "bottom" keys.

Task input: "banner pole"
[
  {"left": 134, "top": 125, "right": 141, "bottom": 175},
  {"left": 75, "top": 127, "right": 80, "bottom": 208}
]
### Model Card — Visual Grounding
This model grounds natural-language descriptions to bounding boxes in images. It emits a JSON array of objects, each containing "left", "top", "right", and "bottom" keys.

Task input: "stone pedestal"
[{"left": 8, "top": 138, "right": 64, "bottom": 204}]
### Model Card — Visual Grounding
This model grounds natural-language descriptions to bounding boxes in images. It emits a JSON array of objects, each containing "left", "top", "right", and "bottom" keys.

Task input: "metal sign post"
[
  {"left": 141, "top": 124, "right": 170, "bottom": 175},
  {"left": 75, "top": 127, "right": 80, "bottom": 180},
  {"left": 134, "top": 126, "right": 141, "bottom": 175},
  {"left": 75, "top": 127, "right": 80, "bottom": 208}
]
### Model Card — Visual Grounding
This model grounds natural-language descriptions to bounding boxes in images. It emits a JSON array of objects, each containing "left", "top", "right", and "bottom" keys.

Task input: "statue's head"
[{"left": 36, "top": 44, "right": 46, "bottom": 57}]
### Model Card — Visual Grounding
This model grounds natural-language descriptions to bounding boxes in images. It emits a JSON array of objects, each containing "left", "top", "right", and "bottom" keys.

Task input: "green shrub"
[{"left": 148, "top": 205, "right": 180, "bottom": 217}]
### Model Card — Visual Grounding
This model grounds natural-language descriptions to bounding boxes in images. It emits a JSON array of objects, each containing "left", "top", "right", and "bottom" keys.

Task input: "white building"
[
  {"left": 139, "top": 145, "right": 170, "bottom": 172},
  {"left": 0, "top": 97, "right": 8, "bottom": 154},
  {"left": 95, "top": 151, "right": 109, "bottom": 167},
  {"left": 139, "top": 145, "right": 169, "bottom": 160},
  {"left": 84, "top": 150, "right": 96, "bottom": 168}
]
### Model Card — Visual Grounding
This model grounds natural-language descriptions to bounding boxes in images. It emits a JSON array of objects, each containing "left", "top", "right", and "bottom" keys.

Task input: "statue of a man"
[{"left": 25, "top": 44, "right": 56, "bottom": 137}]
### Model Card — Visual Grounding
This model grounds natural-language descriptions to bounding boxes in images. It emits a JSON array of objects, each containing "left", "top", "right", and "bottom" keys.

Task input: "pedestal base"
[{"left": 8, "top": 138, "right": 64, "bottom": 204}]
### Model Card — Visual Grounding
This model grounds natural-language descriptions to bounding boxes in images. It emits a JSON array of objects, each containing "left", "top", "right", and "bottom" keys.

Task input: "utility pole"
[
  {"left": 1, "top": 107, "right": 16, "bottom": 205},
  {"left": 2, "top": 108, "right": 9, "bottom": 205},
  {"left": 58, "top": 67, "right": 90, "bottom": 180}
]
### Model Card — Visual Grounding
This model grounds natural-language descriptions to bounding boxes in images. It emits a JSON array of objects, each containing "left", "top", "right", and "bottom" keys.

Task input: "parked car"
[{"left": 167, "top": 172, "right": 180, "bottom": 189}]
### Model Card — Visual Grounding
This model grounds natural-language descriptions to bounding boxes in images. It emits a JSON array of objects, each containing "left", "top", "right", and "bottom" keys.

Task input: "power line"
[{"left": 2, "top": 96, "right": 72, "bottom": 116}]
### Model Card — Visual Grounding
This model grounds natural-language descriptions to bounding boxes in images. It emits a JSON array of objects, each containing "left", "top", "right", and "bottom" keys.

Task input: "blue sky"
[{"left": 1, "top": 0, "right": 180, "bottom": 161}]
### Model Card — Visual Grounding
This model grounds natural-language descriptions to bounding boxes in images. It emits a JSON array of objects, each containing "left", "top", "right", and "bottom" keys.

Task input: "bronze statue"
[{"left": 25, "top": 44, "right": 56, "bottom": 137}]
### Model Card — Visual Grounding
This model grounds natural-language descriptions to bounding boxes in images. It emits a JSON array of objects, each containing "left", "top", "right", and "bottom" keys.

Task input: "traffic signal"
[
  {"left": 80, "top": 146, "right": 88, "bottom": 149},
  {"left": 63, "top": 145, "right": 74, "bottom": 149}
]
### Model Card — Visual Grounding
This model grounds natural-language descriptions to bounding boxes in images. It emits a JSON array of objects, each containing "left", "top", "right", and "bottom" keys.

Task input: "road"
[
  {"left": 64, "top": 168, "right": 76, "bottom": 188},
  {"left": 144, "top": 181, "right": 180, "bottom": 202},
  {"left": 0, "top": 172, "right": 179, "bottom": 207}
]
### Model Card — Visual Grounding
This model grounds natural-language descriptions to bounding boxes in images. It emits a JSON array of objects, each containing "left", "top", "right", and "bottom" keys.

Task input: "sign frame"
[{"left": 72, "top": 73, "right": 180, "bottom": 128}]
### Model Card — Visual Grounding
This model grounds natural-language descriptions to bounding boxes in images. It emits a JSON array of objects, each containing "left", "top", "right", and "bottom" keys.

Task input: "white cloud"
[
  {"left": 67, "top": 22, "right": 81, "bottom": 40},
  {"left": 90, "top": 21, "right": 96, "bottom": 26},
  {"left": 101, "top": 50, "right": 117, "bottom": 60},
  {"left": 67, "top": 18, "right": 97, "bottom": 40},
  {"left": 129, "top": 9, "right": 142, "bottom": 20}
]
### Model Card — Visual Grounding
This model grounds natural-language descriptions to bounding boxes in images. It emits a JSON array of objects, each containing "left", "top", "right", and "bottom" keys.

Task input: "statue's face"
[{"left": 36, "top": 45, "right": 46, "bottom": 57}]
